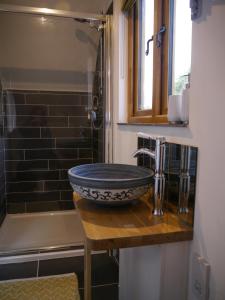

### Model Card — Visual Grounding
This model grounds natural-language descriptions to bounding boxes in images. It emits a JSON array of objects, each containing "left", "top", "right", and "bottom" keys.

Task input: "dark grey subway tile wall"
[
  {"left": 5, "top": 160, "right": 48, "bottom": 171},
  {"left": 40, "top": 127, "right": 91, "bottom": 138},
  {"left": 48, "top": 158, "right": 92, "bottom": 170},
  {"left": 48, "top": 106, "right": 86, "bottom": 116},
  {"left": 5, "top": 138, "right": 55, "bottom": 149},
  {"left": 0, "top": 81, "right": 6, "bottom": 225},
  {"left": 15, "top": 116, "right": 68, "bottom": 127},
  {"left": 4, "top": 90, "right": 94, "bottom": 213},
  {"left": 5, "top": 104, "right": 48, "bottom": 116},
  {"left": 7, "top": 191, "right": 60, "bottom": 203},
  {"left": 55, "top": 138, "right": 92, "bottom": 149}
]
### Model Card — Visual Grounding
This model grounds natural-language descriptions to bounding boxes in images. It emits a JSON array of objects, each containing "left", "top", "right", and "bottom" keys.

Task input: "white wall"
[{"left": 113, "top": 0, "right": 225, "bottom": 299}]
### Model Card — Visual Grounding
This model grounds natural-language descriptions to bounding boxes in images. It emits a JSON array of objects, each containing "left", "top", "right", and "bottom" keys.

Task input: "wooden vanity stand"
[{"left": 73, "top": 192, "right": 193, "bottom": 300}]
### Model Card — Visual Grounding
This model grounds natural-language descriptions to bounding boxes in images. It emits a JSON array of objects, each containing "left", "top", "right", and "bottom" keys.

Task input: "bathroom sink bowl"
[{"left": 68, "top": 163, "right": 154, "bottom": 206}]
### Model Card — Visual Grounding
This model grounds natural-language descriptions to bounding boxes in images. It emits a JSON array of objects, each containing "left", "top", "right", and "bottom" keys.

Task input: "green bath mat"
[{"left": 0, "top": 273, "right": 80, "bottom": 300}]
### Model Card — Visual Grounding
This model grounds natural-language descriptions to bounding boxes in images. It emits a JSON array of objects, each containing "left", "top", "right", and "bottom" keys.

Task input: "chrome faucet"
[{"left": 133, "top": 136, "right": 166, "bottom": 216}]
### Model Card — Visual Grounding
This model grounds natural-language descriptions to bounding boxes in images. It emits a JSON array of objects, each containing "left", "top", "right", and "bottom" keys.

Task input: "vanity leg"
[{"left": 84, "top": 242, "right": 92, "bottom": 300}]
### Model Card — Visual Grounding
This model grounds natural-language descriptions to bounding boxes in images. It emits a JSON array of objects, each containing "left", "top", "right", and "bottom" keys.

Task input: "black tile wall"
[
  {"left": 6, "top": 191, "right": 60, "bottom": 203},
  {"left": 0, "top": 253, "right": 119, "bottom": 300},
  {"left": 0, "top": 261, "right": 38, "bottom": 280},
  {"left": 4, "top": 90, "right": 95, "bottom": 213},
  {"left": 38, "top": 254, "right": 118, "bottom": 287},
  {"left": 5, "top": 159, "right": 49, "bottom": 171},
  {"left": 48, "top": 105, "right": 87, "bottom": 117},
  {"left": 138, "top": 137, "right": 198, "bottom": 226},
  {"left": 48, "top": 158, "right": 92, "bottom": 170},
  {"left": 0, "top": 81, "right": 6, "bottom": 225}
]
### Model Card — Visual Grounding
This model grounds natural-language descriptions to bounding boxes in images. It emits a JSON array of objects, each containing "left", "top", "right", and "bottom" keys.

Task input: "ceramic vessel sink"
[{"left": 68, "top": 163, "right": 154, "bottom": 206}]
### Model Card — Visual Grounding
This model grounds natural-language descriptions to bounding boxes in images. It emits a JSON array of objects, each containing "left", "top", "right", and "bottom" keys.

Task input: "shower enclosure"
[{"left": 0, "top": 4, "right": 112, "bottom": 257}]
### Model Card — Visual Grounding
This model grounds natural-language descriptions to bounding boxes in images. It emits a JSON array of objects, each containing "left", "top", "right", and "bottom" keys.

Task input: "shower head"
[
  {"left": 73, "top": 17, "right": 104, "bottom": 31},
  {"left": 73, "top": 17, "right": 90, "bottom": 24}
]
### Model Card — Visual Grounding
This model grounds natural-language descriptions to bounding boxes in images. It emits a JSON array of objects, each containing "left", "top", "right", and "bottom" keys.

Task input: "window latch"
[
  {"left": 145, "top": 36, "right": 154, "bottom": 56},
  {"left": 146, "top": 25, "right": 166, "bottom": 55},
  {"left": 156, "top": 25, "right": 166, "bottom": 48}
]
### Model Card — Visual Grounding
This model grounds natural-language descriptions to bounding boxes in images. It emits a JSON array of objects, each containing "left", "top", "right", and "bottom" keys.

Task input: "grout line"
[
  {"left": 5, "top": 147, "right": 93, "bottom": 151},
  {"left": 4, "top": 114, "right": 87, "bottom": 118},
  {"left": 36, "top": 258, "right": 40, "bottom": 277},
  {"left": 5, "top": 158, "right": 92, "bottom": 162},
  {"left": 7, "top": 89, "right": 89, "bottom": 95},
  {"left": 79, "top": 283, "right": 119, "bottom": 290},
  {"left": 2, "top": 93, "right": 8, "bottom": 214},
  {"left": 5, "top": 189, "right": 72, "bottom": 195},
  {"left": 5, "top": 179, "right": 70, "bottom": 184},
  {"left": 5, "top": 104, "right": 89, "bottom": 107},
  {"left": 4, "top": 137, "right": 91, "bottom": 140},
  {"left": 5, "top": 168, "right": 78, "bottom": 173}
]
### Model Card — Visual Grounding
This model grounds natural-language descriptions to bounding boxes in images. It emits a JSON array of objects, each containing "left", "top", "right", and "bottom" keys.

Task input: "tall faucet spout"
[{"left": 133, "top": 148, "right": 155, "bottom": 160}]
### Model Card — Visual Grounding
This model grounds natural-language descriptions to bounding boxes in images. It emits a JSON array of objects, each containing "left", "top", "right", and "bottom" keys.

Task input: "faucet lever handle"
[{"left": 132, "top": 148, "right": 155, "bottom": 158}]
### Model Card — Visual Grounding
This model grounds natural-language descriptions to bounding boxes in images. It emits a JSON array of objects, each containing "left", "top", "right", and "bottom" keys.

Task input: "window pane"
[
  {"left": 138, "top": 0, "right": 154, "bottom": 110},
  {"left": 172, "top": 0, "right": 192, "bottom": 95}
]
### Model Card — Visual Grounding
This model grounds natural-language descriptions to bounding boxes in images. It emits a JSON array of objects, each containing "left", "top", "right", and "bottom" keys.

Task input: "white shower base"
[{"left": 0, "top": 210, "right": 84, "bottom": 255}]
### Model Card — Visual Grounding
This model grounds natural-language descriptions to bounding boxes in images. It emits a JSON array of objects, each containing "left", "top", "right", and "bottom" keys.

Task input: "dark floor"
[{"left": 0, "top": 253, "right": 119, "bottom": 300}]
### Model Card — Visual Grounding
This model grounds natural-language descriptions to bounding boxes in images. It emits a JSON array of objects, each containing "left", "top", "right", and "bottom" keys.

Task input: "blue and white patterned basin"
[{"left": 68, "top": 163, "right": 154, "bottom": 206}]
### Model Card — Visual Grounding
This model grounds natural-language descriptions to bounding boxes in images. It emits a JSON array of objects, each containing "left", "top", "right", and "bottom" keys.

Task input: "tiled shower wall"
[
  {"left": 4, "top": 90, "right": 93, "bottom": 213},
  {"left": 0, "top": 81, "right": 6, "bottom": 224}
]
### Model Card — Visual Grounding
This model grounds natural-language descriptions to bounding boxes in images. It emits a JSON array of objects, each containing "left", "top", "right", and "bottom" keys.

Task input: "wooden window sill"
[
  {"left": 117, "top": 122, "right": 188, "bottom": 127},
  {"left": 119, "top": 115, "right": 188, "bottom": 127}
]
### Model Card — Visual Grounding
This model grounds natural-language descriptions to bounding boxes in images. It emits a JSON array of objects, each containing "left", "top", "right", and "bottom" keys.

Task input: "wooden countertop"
[{"left": 73, "top": 193, "right": 193, "bottom": 251}]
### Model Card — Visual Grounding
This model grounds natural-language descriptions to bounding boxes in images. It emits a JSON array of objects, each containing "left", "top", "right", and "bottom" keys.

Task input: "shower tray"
[{"left": 0, "top": 210, "right": 84, "bottom": 257}]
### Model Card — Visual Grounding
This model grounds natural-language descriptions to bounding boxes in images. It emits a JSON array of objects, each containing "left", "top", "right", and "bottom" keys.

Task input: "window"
[
  {"left": 172, "top": 1, "right": 192, "bottom": 95},
  {"left": 124, "top": 0, "right": 192, "bottom": 124}
]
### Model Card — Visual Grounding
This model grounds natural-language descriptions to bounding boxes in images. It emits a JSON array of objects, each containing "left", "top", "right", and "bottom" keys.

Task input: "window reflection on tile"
[{"left": 138, "top": 137, "right": 198, "bottom": 226}]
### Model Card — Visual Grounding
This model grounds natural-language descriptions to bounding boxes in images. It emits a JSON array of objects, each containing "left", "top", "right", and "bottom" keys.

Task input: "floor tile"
[
  {"left": 39, "top": 256, "right": 84, "bottom": 287},
  {"left": 91, "top": 254, "right": 119, "bottom": 286},
  {"left": 79, "top": 284, "right": 119, "bottom": 300},
  {"left": 0, "top": 261, "right": 38, "bottom": 281},
  {"left": 38, "top": 253, "right": 118, "bottom": 288}
]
